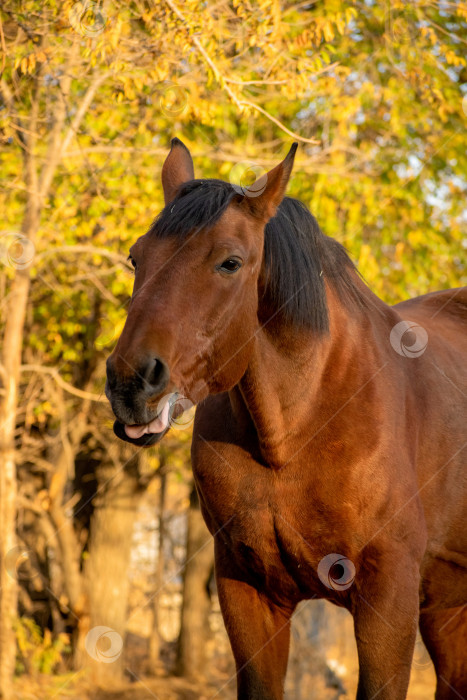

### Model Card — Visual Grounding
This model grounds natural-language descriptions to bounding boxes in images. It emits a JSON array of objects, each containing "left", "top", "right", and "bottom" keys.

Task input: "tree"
[
  {"left": 175, "top": 486, "right": 214, "bottom": 680},
  {"left": 0, "top": 0, "right": 466, "bottom": 695},
  {"left": 82, "top": 454, "right": 142, "bottom": 685}
]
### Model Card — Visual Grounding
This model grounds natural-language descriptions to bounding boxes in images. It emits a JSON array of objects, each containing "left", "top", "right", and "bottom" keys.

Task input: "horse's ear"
[
  {"left": 240, "top": 143, "right": 298, "bottom": 222},
  {"left": 161, "top": 138, "right": 195, "bottom": 205}
]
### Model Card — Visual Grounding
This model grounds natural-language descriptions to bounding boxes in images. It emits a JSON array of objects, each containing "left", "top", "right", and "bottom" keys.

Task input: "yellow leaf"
[
  {"left": 124, "top": 83, "right": 136, "bottom": 100},
  {"left": 336, "top": 17, "right": 345, "bottom": 35}
]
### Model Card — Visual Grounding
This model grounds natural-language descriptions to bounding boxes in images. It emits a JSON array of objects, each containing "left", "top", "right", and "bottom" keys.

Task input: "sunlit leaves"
[{"left": 0, "top": 0, "right": 466, "bottom": 452}]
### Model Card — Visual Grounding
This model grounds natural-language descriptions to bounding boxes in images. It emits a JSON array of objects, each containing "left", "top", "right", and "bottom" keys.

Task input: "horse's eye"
[
  {"left": 218, "top": 258, "right": 242, "bottom": 274},
  {"left": 128, "top": 256, "right": 137, "bottom": 270}
]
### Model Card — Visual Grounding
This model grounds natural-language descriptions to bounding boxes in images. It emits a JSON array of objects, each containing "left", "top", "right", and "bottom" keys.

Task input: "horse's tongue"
[
  {"left": 124, "top": 398, "right": 171, "bottom": 439},
  {"left": 124, "top": 424, "right": 146, "bottom": 439}
]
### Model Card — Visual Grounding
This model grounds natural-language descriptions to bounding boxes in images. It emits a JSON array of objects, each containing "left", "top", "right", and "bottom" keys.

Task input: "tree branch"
[
  {"left": 21, "top": 365, "right": 107, "bottom": 402},
  {"left": 164, "top": 0, "right": 320, "bottom": 145},
  {"left": 34, "top": 245, "right": 129, "bottom": 266},
  {"left": 39, "top": 47, "right": 108, "bottom": 199}
]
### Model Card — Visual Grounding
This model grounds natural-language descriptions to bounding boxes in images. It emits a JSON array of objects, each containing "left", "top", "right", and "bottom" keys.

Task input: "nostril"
[{"left": 143, "top": 357, "right": 168, "bottom": 393}]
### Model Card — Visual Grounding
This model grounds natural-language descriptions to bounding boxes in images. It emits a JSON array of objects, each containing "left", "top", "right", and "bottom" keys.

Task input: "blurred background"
[{"left": 0, "top": 0, "right": 466, "bottom": 698}]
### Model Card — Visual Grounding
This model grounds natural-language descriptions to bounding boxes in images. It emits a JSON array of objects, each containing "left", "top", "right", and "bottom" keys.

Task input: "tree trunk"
[
  {"left": 175, "top": 486, "right": 214, "bottom": 680},
  {"left": 0, "top": 75, "right": 41, "bottom": 695},
  {"left": 0, "top": 268, "right": 37, "bottom": 700},
  {"left": 82, "top": 462, "right": 141, "bottom": 686},
  {"left": 0, "top": 448, "right": 19, "bottom": 700},
  {"left": 48, "top": 428, "right": 88, "bottom": 667},
  {"left": 0, "top": 35, "right": 98, "bottom": 694},
  {"left": 149, "top": 456, "right": 167, "bottom": 672}
]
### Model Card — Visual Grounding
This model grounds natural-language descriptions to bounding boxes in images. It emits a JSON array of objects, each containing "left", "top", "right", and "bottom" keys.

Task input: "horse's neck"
[{"left": 235, "top": 276, "right": 396, "bottom": 468}]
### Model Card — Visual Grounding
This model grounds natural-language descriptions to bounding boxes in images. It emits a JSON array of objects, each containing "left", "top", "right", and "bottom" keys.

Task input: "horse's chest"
[
  {"left": 194, "top": 456, "right": 334, "bottom": 601},
  {"left": 229, "top": 494, "right": 342, "bottom": 602}
]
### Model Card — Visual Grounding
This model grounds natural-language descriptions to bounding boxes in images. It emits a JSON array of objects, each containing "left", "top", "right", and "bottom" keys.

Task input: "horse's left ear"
[
  {"left": 241, "top": 143, "right": 298, "bottom": 222},
  {"left": 161, "top": 138, "right": 195, "bottom": 205}
]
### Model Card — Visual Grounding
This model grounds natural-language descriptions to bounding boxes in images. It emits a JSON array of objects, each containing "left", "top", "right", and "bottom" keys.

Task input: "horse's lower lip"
[
  {"left": 112, "top": 393, "right": 176, "bottom": 445},
  {"left": 113, "top": 420, "right": 167, "bottom": 447}
]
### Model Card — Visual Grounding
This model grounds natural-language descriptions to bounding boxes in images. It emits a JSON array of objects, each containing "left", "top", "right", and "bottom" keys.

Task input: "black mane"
[{"left": 149, "top": 179, "right": 364, "bottom": 333}]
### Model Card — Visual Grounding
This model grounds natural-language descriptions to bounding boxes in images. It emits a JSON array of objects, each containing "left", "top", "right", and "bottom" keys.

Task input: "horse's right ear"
[{"left": 161, "top": 138, "right": 195, "bottom": 205}]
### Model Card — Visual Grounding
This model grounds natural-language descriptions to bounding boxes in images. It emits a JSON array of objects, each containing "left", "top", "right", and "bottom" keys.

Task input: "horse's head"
[{"left": 106, "top": 138, "right": 297, "bottom": 445}]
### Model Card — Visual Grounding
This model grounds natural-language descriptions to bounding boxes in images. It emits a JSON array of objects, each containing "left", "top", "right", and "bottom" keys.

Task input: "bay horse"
[{"left": 105, "top": 139, "right": 467, "bottom": 699}]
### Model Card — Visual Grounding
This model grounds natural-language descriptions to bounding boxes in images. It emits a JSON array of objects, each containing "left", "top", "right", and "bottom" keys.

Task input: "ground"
[{"left": 13, "top": 664, "right": 437, "bottom": 700}]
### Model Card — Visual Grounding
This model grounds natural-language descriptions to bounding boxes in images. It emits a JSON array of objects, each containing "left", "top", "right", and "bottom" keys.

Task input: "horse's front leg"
[
  {"left": 353, "top": 548, "right": 421, "bottom": 699},
  {"left": 215, "top": 544, "right": 294, "bottom": 700}
]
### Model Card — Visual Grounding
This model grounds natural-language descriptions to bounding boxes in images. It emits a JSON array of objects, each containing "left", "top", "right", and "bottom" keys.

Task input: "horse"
[{"left": 105, "top": 138, "right": 467, "bottom": 699}]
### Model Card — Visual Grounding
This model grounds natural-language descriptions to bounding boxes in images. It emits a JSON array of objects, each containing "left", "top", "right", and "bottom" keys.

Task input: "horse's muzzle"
[{"left": 105, "top": 354, "right": 171, "bottom": 446}]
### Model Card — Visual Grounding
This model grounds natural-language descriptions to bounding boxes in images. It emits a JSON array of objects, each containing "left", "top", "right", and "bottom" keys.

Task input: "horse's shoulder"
[{"left": 393, "top": 287, "right": 467, "bottom": 326}]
